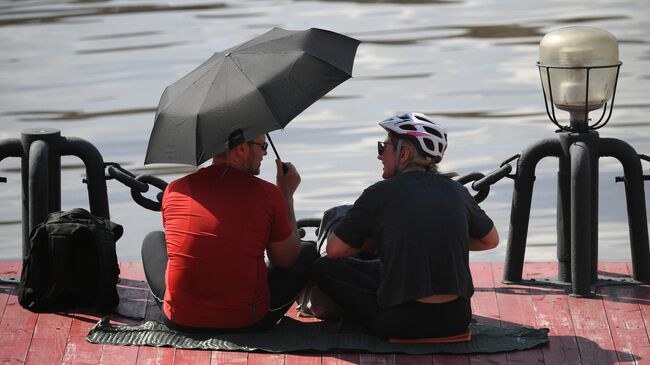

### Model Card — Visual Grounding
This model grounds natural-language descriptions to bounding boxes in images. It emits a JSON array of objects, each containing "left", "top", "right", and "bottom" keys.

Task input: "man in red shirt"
[{"left": 142, "top": 130, "right": 318, "bottom": 332}]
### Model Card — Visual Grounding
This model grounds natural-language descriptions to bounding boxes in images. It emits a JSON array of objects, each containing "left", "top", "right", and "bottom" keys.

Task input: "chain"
[
  {"left": 455, "top": 154, "right": 519, "bottom": 203},
  {"left": 104, "top": 162, "right": 168, "bottom": 211}
]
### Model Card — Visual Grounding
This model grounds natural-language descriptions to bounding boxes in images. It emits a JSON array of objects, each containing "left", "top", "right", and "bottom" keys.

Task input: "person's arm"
[
  {"left": 326, "top": 234, "right": 374, "bottom": 258},
  {"left": 267, "top": 159, "right": 301, "bottom": 267},
  {"left": 469, "top": 225, "right": 499, "bottom": 251}
]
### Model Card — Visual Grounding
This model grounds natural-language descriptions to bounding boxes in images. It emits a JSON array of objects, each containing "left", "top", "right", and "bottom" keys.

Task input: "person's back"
[
  {"left": 311, "top": 112, "right": 499, "bottom": 339},
  {"left": 163, "top": 163, "right": 290, "bottom": 328},
  {"left": 141, "top": 132, "right": 318, "bottom": 333},
  {"left": 363, "top": 171, "right": 477, "bottom": 308}
]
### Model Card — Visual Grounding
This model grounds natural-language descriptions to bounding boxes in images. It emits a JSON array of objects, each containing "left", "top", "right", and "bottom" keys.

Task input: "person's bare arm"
[
  {"left": 326, "top": 233, "right": 374, "bottom": 258},
  {"left": 469, "top": 226, "right": 499, "bottom": 251},
  {"left": 267, "top": 160, "right": 301, "bottom": 267}
]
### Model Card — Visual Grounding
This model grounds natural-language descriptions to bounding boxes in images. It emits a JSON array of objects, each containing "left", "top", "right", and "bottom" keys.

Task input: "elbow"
[
  {"left": 470, "top": 226, "right": 499, "bottom": 251},
  {"left": 325, "top": 233, "right": 352, "bottom": 258},
  {"left": 325, "top": 244, "right": 346, "bottom": 258}
]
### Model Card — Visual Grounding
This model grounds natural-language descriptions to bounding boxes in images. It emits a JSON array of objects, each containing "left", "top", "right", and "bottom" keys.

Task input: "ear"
[
  {"left": 229, "top": 143, "right": 249, "bottom": 161},
  {"left": 398, "top": 145, "right": 412, "bottom": 164}
]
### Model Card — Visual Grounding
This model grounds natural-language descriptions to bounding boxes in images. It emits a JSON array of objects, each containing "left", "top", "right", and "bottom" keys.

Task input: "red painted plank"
[
  {"left": 467, "top": 262, "right": 504, "bottom": 365},
  {"left": 394, "top": 354, "right": 431, "bottom": 365},
  {"left": 627, "top": 262, "right": 650, "bottom": 360},
  {"left": 359, "top": 354, "right": 394, "bottom": 365},
  {"left": 524, "top": 262, "right": 581, "bottom": 365},
  {"left": 0, "top": 289, "right": 38, "bottom": 363},
  {"left": 99, "top": 262, "right": 152, "bottom": 364},
  {"left": 100, "top": 343, "right": 139, "bottom": 365},
  {"left": 120, "top": 261, "right": 147, "bottom": 281},
  {"left": 598, "top": 262, "right": 650, "bottom": 364},
  {"left": 135, "top": 346, "right": 176, "bottom": 365},
  {"left": 491, "top": 263, "right": 545, "bottom": 365},
  {"left": 25, "top": 312, "right": 72, "bottom": 365},
  {"left": 212, "top": 350, "right": 248, "bottom": 364},
  {"left": 567, "top": 285, "right": 618, "bottom": 364},
  {"left": 322, "top": 353, "right": 360, "bottom": 365},
  {"left": 0, "top": 262, "right": 21, "bottom": 323},
  {"left": 61, "top": 312, "right": 104, "bottom": 364},
  {"left": 432, "top": 354, "right": 469, "bottom": 364},
  {"left": 173, "top": 348, "right": 212, "bottom": 364},
  {"left": 247, "top": 352, "right": 285, "bottom": 364},
  {"left": 286, "top": 353, "right": 321, "bottom": 365}
]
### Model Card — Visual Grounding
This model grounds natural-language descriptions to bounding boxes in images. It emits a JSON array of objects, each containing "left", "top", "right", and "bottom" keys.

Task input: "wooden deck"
[{"left": 0, "top": 261, "right": 649, "bottom": 364}]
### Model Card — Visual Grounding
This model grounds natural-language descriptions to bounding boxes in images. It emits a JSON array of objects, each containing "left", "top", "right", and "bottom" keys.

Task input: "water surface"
[{"left": 1, "top": 0, "right": 649, "bottom": 262}]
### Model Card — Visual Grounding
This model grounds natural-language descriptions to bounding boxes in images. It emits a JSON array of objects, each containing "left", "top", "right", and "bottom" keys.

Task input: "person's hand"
[{"left": 276, "top": 159, "right": 300, "bottom": 198}]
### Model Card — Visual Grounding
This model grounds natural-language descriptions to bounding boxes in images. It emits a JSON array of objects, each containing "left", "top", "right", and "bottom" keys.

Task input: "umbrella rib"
[
  {"left": 157, "top": 57, "right": 226, "bottom": 117},
  {"left": 227, "top": 55, "right": 284, "bottom": 128}
]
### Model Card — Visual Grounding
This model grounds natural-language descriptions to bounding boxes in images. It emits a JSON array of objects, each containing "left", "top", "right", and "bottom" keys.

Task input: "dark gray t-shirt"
[{"left": 334, "top": 171, "right": 494, "bottom": 309}]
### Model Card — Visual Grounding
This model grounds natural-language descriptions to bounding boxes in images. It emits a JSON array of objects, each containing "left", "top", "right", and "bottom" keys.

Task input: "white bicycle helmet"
[{"left": 379, "top": 112, "right": 448, "bottom": 162}]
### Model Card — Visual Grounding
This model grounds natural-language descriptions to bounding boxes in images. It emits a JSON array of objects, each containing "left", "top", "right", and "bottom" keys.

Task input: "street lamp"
[
  {"left": 538, "top": 26, "right": 621, "bottom": 132},
  {"left": 502, "top": 27, "right": 650, "bottom": 296}
]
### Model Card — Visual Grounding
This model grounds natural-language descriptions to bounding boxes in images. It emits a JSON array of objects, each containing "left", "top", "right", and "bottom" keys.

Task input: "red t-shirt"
[{"left": 161, "top": 164, "right": 292, "bottom": 328}]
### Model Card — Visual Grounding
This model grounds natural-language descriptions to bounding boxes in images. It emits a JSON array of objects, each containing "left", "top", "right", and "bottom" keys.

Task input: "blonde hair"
[{"left": 390, "top": 134, "right": 439, "bottom": 175}]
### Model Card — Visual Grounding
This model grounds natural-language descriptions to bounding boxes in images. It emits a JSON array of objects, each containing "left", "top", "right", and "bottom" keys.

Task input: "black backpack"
[{"left": 18, "top": 208, "right": 123, "bottom": 313}]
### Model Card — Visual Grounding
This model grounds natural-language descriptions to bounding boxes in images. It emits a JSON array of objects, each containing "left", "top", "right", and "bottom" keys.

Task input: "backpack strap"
[
  {"left": 42, "top": 234, "right": 73, "bottom": 308},
  {"left": 91, "top": 221, "right": 120, "bottom": 313}
]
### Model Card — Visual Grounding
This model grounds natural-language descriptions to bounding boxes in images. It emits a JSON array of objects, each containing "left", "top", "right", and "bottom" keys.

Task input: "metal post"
[
  {"left": 20, "top": 128, "right": 62, "bottom": 259},
  {"left": 556, "top": 150, "right": 571, "bottom": 283},
  {"left": 0, "top": 138, "right": 22, "bottom": 162},
  {"left": 504, "top": 138, "right": 563, "bottom": 282},
  {"left": 600, "top": 138, "right": 650, "bottom": 282},
  {"left": 27, "top": 141, "right": 50, "bottom": 260},
  {"left": 570, "top": 141, "right": 593, "bottom": 296},
  {"left": 61, "top": 137, "right": 110, "bottom": 219}
]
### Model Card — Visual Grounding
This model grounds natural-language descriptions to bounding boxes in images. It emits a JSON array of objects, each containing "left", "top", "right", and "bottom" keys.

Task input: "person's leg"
[
  {"left": 310, "top": 256, "right": 383, "bottom": 329},
  {"left": 141, "top": 230, "right": 167, "bottom": 305},
  {"left": 249, "top": 241, "right": 319, "bottom": 331}
]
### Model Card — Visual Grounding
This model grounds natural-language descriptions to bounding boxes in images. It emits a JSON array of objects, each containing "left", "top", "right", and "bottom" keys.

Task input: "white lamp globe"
[{"left": 539, "top": 27, "right": 620, "bottom": 113}]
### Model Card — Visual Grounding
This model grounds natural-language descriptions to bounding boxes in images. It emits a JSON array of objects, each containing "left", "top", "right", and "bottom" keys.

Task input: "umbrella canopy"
[{"left": 145, "top": 27, "right": 360, "bottom": 165}]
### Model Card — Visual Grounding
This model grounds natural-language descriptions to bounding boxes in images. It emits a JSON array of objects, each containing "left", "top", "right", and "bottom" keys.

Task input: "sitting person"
[
  {"left": 142, "top": 130, "right": 318, "bottom": 333},
  {"left": 311, "top": 112, "right": 499, "bottom": 339}
]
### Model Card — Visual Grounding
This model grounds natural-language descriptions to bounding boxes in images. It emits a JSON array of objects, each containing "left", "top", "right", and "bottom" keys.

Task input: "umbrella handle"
[{"left": 266, "top": 133, "right": 288, "bottom": 174}]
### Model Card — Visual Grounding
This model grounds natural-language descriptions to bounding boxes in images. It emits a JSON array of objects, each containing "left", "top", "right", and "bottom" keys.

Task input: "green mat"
[{"left": 86, "top": 317, "right": 548, "bottom": 354}]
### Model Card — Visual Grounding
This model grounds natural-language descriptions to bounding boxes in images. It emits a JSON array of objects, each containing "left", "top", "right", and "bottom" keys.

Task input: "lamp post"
[{"left": 502, "top": 27, "right": 650, "bottom": 296}]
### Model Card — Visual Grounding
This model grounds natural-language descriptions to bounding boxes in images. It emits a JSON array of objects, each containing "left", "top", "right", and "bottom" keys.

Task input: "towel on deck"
[{"left": 86, "top": 317, "right": 548, "bottom": 354}]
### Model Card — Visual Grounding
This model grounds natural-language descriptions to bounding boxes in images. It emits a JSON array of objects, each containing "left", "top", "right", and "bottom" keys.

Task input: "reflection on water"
[
  {"left": 0, "top": 0, "right": 649, "bottom": 262},
  {"left": 0, "top": 2, "right": 228, "bottom": 26},
  {"left": 3, "top": 108, "right": 156, "bottom": 121}
]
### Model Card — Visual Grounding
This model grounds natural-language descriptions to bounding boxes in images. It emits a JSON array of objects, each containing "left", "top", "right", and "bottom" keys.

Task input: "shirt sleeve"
[
  {"left": 463, "top": 187, "right": 494, "bottom": 239},
  {"left": 266, "top": 184, "right": 293, "bottom": 242},
  {"left": 333, "top": 185, "right": 381, "bottom": 249}
]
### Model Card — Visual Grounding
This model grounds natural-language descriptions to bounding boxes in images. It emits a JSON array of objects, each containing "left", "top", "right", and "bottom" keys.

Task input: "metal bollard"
[{"left": 0, "top": 128, "right": 110, "bottom": 259}]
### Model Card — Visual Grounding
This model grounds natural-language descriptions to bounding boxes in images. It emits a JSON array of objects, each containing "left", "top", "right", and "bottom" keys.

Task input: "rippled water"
[{"left": 1, "top": 0, "right": 649, "bottom": 262}]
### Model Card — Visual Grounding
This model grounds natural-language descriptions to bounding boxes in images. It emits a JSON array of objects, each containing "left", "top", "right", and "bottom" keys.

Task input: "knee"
[
  {"left": 142, "top": 230, "right": 167, "bottom": 262},
  {"left": 142, "top": 231, "right": 165, "bottom": 248}
]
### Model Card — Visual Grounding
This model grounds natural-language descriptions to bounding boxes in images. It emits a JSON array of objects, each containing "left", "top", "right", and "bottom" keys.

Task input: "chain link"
[
  {"left": 455, "top": 154, "right": 519, "bottom": 203},
  {"left": 105, "top": 162, "right": 168, "bottom": 211}
]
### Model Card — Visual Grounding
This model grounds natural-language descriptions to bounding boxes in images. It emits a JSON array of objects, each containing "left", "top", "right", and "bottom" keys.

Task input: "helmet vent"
[
  {"left": 424, "top": 139, "right": 436, "bottom": 152},
  {"left": 414, "top": 115, "right": 432, "bottom": 123},
  {"left": 399, "top": 124, "right": 417, "bottom": 131},
  {"left": 423, "top": 126, "right": 442, "bottom": 138}
]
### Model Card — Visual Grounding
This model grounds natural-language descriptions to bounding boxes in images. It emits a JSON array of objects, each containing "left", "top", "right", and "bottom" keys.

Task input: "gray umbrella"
[{"left": 144, "top": 27, "right": 360, "bottom": 165}]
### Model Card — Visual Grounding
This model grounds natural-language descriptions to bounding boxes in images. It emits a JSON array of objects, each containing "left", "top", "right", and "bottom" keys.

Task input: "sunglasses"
[
  {"left": 377, "top": 141, "right": 392, "bottom": 155},
  {"left": 247, "top": 141, "right": 269, "bottom": 151}
]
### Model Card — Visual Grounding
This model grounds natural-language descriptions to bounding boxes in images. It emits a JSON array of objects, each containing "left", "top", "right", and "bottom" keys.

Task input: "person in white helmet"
[{"left": 311, "top": 112, "right": 499, "bottom": 339}]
